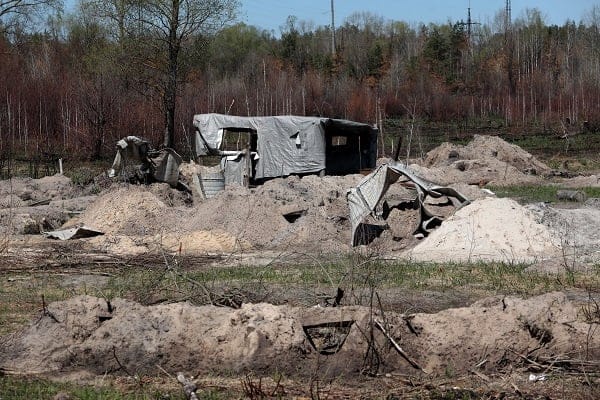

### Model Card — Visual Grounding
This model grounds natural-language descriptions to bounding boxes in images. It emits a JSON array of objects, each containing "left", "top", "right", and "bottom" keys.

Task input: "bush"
[{"left": 67, "top": 167, "right": 97, "bottom": 187}]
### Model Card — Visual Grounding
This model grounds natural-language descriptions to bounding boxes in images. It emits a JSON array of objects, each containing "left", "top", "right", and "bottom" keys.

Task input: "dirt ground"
[
  {"left": 1, "top": 135, "right": 599, "bottom": 398},
  {"left": 1, "top": 291, "right": 598, "bottom": 378}
]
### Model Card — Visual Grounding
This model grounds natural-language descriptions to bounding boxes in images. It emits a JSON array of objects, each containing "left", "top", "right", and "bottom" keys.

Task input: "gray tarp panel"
[
  {"left": 108, "top": 136, "right": 182, "bottom": 187},
  {"left": 192, "top": 114, "right": 376, "bottom": 179},
  {"left": 347, "top": 163, "right": 469, "bottom": 246},
  {"left": 254, "top": 116, "right": 325, "bottom": 178},
  {"left": 193, "top": 114, "right": 258, "bottom": 151},
  {"left": 220, "top": 154, "right": 246, "bottom": 186},
  {"left": 45, "top": 226, "right": 104, "bottom": 240},
  {"left": 152, "top": 148, "right": 183, "bottom": 187}
]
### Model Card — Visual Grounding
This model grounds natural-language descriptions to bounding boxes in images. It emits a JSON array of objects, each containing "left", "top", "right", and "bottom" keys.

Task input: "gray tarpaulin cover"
[
  {"left": 45, "top": 226, "right": 104, "bottom": 240},
  {"left": 347, "top": 163, "right": 469, "bottom": 246},
  {"left": 193, "top": 114, "right": 376, "bottom": 179},
  {"left": 108, "top": 136, "right": 182, "bottom": 186}
]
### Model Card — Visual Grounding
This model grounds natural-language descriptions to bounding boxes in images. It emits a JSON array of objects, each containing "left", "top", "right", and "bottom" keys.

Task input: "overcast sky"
[{"left": 240, "top": 0, "right": 599, "bottom": 33}]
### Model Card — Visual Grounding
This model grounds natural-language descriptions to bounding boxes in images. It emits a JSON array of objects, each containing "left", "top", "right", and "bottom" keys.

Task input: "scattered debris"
[
  {"left": 303, "top": 320, "right": 354, "bottom": 355},
  {"left": 45, "top": 226, "right": 104, "bottom": 240},
  {"left": 347, "top": 162, "right": 469, "bottom": 246},
  {"left": 177, "top": 373, "right": 200, "bottom": 400},
  {"left": 108, "top": 136, "right": 183, "bottom": 187}
]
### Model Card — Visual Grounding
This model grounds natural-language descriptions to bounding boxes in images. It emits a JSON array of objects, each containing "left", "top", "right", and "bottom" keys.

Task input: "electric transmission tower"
[{"left": 458, "top": 1, "right": 481, "bottom": 39}]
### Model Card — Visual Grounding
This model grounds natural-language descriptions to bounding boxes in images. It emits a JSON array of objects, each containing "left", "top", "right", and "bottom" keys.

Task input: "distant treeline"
[{"left": 1, "top": 3, "right": 599, "bottom": 160}]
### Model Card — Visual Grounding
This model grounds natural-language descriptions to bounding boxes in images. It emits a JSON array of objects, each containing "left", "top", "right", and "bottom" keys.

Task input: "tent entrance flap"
[{"left": 220, "top": 128, "right": 257, "bottom": 186}]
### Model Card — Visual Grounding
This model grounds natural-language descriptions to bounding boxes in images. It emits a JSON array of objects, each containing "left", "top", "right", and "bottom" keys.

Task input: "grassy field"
[{"left": 2, "top": 253, "right": 599, "bottom": 336}]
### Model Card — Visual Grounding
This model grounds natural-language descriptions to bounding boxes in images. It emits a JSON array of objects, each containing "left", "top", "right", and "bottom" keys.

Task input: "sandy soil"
[
  {"left": 405, "top": 197, "right": 562, "bottom": 263},
  {"left": 1, "top": 292, "right": 597, "bottom": 380},
  {"left": 2, "top": 135, "right": 598, "bottom": 265}
]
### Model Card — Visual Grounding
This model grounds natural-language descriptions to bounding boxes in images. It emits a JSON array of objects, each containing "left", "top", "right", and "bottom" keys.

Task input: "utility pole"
[
  {"left": 505, "top": 0, "right": 511, "bottom": 34},
  {"left": 330, "top": 0, "right": 336, "bottom": 56}
]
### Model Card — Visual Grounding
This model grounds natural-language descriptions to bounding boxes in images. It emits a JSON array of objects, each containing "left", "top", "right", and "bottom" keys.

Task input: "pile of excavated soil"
[
  {"left": 528, "top": 202, "right": 600, "bottom": 266},
  {"left": 183, "top": 174, "right": 364, "bottom": 252},
  {"left": 0, "top": 174, "right": 74, "bottom": 204},
  {"left": 73, "top": 174, "right": 364, "bottom": 254},
  {"left": 0, "top": 175, "right": 99, "bottom": 234},
  {"left": 1, "top": 292, "right": 597, "bottom": 380},
  {"left": 405, "top": 197, "right": 562, "bottom": 263},
  {"left": 74, "top": 187, "right": 172, "bottom": 236},
  {"left": 413, "top": 135, "right": 550, "bottom": 186}
]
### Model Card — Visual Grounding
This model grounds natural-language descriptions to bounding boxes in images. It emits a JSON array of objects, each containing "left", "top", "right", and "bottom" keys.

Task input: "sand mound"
[
  {"left": 75, "top": 187, "right": 172, "bottom": 235},
  {"left": 0, "top": 174, "right": 74, "bottom": 204},
  {"left": 2, "top": 292, "right": 597, "bottom": 379},
  {"left": 158, "top": 230, "right": 251, "bottom": 253},
  {"left": 426, "top": 135, "right": 550, "bottom": 173},
  {"left": 181, "top": 174, "right": 363, "bottom": 252},
  {"left": 406, "top": 197, "right": 561, "bottom": 263},
  {"left": 69, "top": 175, "right": 361, "bottom": 255},
  {"left": 416, "top": 135, "right": 550, "bottom": 186},
  {"left": 528, "top": 203, "right": 600, "bottom": 265}
]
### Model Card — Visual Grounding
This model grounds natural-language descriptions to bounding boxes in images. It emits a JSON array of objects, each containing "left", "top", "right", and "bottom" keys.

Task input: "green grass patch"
[
  {"left": 2, "top": 257, "right": 598, "bottom": 336},
  {"left": 509, "top": 131, "right": 600, "bottom": 157},
  {"left": 0, "top": 376, "right": 188, "bottom": 400},
  {"left": 100, "top": 258, "right": 598, "bottom": 306},
  {"left": 488, "top": 185, "right": 600, "bottom": 204}
]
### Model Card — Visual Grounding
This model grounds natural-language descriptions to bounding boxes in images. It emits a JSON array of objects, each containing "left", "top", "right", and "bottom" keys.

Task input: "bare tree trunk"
[{"left": 163, "top": 0, "right": 181, "bottom": 149}]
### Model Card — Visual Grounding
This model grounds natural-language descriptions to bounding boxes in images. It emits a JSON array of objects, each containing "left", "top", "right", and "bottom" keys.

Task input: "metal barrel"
[{"left": 199, "top": 171, "right": 225, "bottom": 198}]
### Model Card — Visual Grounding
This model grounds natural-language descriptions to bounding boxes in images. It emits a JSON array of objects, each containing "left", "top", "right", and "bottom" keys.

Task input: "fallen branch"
[
  {"left": 374, "top": 319, "right": 425, "bottom": 372},
  {"left": 38, "top": 294, "right": 60, "bottom": 324}
]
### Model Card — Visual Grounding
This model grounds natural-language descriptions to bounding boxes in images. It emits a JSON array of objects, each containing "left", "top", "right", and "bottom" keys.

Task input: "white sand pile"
[
  {"left": 405, "top": 197, "right": 561, "bottom": 263},
  {"left": 413, "top": 135, "right": 550, "bottom": 186}
]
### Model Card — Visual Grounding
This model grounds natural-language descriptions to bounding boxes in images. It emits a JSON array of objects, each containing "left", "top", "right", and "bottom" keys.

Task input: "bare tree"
[
  {"left": 85, "top": 0, "right": 239, "bottom": 149},
  {"left": 0, "top": 0, "right": 60, "bottom": 30}
]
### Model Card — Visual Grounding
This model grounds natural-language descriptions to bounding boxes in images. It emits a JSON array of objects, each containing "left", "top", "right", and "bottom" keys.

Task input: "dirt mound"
[
  {"left": 0, "top": 296, "right": 372, "bottom": 378},
  {"left": 0, "top": 174, "right": 74, "bottom": 205},
  {"left": 70, "top": 175, "right": 361, "bottom": 254},
  {"left": 0, "top": 175, "right": 82, "bottom": 234},
  {"left": 528, "top": 203, "right": 600, "bottom": 266},
  {"left": 75, "top": 187, "right": 172, "bottom": 235},
  {"left": 405, "top": 197, "right": 561, "bottom": 263},
  {"left": 0, "top": 204, "right": 75, "bottom": 235},
  {"left": 401, "top": 291, "right": 600, "bottom": 375},
  {"left": 556, "top": 174, "right": 600, "bottom": 188},
  {"left": 417, "top": 135, "right": 550, "bottom": 186},
  {"left": 181, "top": 174, "right": 364, "bottom": 252},
  {"left": 2, "top": 292, "right": 597, "bottom": 379}
]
